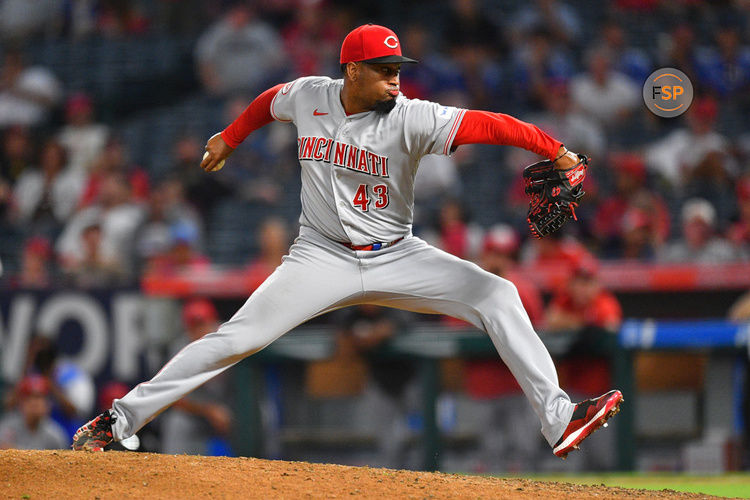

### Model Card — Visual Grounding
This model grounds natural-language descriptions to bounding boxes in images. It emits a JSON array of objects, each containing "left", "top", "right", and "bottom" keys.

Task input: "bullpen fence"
[
  {"left": 0, "top": 289, "right": 747, "bottom": 471},
  {"left": 230, "top": 321, "right": 748, "bottom": 471}
]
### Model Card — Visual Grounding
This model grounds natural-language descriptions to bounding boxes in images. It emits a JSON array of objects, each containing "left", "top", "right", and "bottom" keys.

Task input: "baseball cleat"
[
  {"left": 553, "top": 390, "right": 623, "bottom": 459},
  {"left": 72, "top": 410, "right": 117, "bottom": 451}
]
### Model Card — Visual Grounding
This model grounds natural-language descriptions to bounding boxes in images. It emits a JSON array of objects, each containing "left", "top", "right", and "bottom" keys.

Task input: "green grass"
[{"left": 525, "top": 473, "right": 750, "bottom": 498}]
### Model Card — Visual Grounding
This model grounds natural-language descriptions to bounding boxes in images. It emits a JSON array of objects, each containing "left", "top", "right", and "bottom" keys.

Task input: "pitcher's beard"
[{"left": 374, "top": 97, "right": 397, "bottom": 114}]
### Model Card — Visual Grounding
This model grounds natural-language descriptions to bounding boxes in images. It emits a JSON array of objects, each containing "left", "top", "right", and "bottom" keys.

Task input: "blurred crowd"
[
  {"left": 1, "top": 0, "right": 750, "bottom": 468},
  {"left": 1, "top": 1, "right": 750, "bottom": 289},
  {"left": 1, "top": 299, "right": 235, "bottom": 456}
]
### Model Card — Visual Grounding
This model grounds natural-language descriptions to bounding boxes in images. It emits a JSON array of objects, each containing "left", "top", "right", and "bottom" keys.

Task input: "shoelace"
[{"left": 91, "top": 412, "right": 116, "bottom": 432}]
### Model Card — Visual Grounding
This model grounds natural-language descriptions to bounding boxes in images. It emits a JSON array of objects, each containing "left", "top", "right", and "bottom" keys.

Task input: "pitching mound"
[{"left": 0, "top": 450, "right": 720, "bottom": 499}]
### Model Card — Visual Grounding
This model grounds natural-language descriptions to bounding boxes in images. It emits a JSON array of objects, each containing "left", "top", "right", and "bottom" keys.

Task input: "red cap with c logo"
[{"left": 340, "top": 24, "right": 418, "bottom": 65}]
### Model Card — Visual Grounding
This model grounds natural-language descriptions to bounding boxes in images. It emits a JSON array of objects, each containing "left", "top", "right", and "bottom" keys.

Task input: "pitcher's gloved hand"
[{"left": 523, "top": 153, "right": 589, "bottom": 238}]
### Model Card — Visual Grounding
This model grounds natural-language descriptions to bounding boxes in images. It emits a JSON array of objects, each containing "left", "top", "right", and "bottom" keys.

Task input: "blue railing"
[{"left": 619, "top": 319, "right": 750, "bottom": 349}]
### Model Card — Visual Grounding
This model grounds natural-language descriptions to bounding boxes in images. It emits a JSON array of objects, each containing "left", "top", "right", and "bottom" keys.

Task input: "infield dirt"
[{"left": 0, "top": 449, "right": 727, "bottom": 499}]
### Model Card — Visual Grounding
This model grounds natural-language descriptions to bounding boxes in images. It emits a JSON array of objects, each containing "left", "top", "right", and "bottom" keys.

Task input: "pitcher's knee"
[
  {"left": 479, "top": 278, "right": 524, "bottom": 314},
  {"left": 492, "top": 277, "right": 521, "bottom": 303}
]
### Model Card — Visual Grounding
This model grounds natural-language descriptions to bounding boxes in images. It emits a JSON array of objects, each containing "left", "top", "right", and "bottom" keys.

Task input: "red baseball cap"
[
  {"left": 182, "top": 298, "right": 218, "bottom": 327},
  {"left": 340, "top": 24, "right": 418, "bottom": 65},
  {"left": 482, "top": 225, "right": 520, "bottom": 255},
  {"left": 18, "top": 374, "right": 50, "bottom": 397},
  {"left": 611, "top": 152, "right": 646, "bottom": 184},
  {"left": 66, "top": 92, "right": 92, "bottom": 116},
  {"left": 98, "top": 380, "right": 129, "bottom": 412},
  {"left": 24, "top": 236, "right": 51, "bottom": 258},
  {"left": 572, "top": 257, "right": 600, "bottom": 279}
]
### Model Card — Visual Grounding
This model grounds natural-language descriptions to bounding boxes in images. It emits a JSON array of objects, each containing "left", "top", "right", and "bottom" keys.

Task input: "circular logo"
[
  {"left": 384, "top": 35, "right": 399, "bottom": 49},
  {"left": 643, "top": 68, "right": 693, "bottom": 118}
]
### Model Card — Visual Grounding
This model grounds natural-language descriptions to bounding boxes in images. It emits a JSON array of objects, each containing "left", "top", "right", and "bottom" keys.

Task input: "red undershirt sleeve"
[
  {"left": 452, "top": 109, "right": 562, "bottom": 160},
  {"left": 220, "top": 83, "right": 285, "bottom": 148}
]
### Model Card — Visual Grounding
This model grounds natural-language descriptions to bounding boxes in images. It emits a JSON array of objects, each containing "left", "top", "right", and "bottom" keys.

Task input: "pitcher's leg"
[
  {"left": 111, "top": 238, "right": 363, "bottom": 440},
  {"left": 362, "top": 239, "right": 574, "bottom": 446}
]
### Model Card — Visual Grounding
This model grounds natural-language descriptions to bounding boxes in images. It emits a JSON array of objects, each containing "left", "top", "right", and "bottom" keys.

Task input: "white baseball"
[{"left": 203, "top": 151, "right": 225, "bottom": 171}]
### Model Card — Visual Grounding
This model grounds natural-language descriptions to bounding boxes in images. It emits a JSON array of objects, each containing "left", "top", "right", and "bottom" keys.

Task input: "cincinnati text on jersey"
[{"left": 297, "top": 136, "right": 389, "bottom": 178}]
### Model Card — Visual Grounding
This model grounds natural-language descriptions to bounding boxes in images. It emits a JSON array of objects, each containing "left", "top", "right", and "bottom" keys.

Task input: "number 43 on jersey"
[{"left": 353, "top": 184, "right": 389, "bottom": 212}]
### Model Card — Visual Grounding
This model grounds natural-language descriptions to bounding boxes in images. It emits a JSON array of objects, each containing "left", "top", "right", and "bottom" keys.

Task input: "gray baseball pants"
[{"left": 112, "top": 226, "right": 574, "bottom": 446}]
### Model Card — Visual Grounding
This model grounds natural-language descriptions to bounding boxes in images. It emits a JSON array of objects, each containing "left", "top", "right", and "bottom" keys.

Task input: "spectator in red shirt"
[
  {"left": 424, "top": 198, "right": 482, "bottom": 260},
  {"left": 727, "top": 176, "right": 750, "bottom": 252},
  {"left": 520, "top": 230, "right": 595, "bottom": 284},
  {"left": 617, "top": 207, "right": 660, "bottom": 261},
  {"left": 545, "top": 261, "right": 622, "bottom": 334},
  {"left": 13, "top": 236, "right": 52, "bottom": 289},
  {"left": 480, "top": 225, "right": 543, "bottom": 324},
  {"left": 592, "top": 152, "right": 670, "bottom": 258},
  {"left": 544, "top": 260, "right": 621, "bottom": 398},
  {"left": 79, "top": 137, "right": 149, "bottom": 208}
]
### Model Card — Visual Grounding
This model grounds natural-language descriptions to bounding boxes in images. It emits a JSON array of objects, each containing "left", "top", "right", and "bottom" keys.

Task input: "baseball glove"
[{"left": 523, "top": 154, "right": 589, "bottom": 238}]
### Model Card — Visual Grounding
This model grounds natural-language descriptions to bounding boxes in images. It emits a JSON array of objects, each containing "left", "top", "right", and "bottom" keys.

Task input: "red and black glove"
[{"left": 523, "top": 154, "right": 589, "bottom": 238}]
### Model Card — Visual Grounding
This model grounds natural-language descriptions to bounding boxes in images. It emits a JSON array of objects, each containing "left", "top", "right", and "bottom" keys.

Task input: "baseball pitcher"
[{"left": 73, "top": 24, "right": 622, "bottom": 460}]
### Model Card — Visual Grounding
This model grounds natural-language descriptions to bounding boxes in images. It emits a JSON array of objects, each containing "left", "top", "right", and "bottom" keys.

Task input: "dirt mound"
[{"left": 0, "top": 450, "right": 719, "bottom": 499}]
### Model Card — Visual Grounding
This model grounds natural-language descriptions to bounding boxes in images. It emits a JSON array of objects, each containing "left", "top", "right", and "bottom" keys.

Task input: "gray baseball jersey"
[
  {"left": 271, "top": 76, "right": 465, "bottom": 245},
  {"left": 109, "top": 79, "right": 576, "bottom": 450}
]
